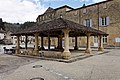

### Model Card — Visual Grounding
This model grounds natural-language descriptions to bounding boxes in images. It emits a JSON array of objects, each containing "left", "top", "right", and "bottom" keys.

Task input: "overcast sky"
[{"left": 0, "top": 0, "right": 106, "bottom": 23}]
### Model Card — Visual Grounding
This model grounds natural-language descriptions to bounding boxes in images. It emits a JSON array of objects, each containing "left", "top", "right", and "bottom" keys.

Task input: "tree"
[{"left": 20, "top": 22, "right": 36, "bottom": 29}]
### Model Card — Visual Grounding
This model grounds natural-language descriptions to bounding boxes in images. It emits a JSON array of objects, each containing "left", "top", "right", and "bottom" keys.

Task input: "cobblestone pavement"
[{"left": 1, "top": 49, "right": 120, "bottom": 80}]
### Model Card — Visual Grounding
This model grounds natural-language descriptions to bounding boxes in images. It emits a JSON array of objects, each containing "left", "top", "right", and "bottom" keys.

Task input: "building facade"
[{"left": 36, "top": 0, "right": 120, "bottom": 47}]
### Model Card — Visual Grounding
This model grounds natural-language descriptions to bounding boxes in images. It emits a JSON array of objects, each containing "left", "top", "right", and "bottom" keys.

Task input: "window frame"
[
  {"left": 103, "top": 36, "right": 107, "bottom": 44},
  {"left": 86, "top": 19, "right": 90, "bottom": 27},
  {"left": 83, "top": 8, "right": 86, "bottom": 13},
  {"left": 101, "top": 17, "right": 107, "bottom": 26},
  {"left": 99, "top": 16, "right": 110, "bottom": 26},
  {"left": 84, "top": 19, "right": 92, "bottom": 27}
]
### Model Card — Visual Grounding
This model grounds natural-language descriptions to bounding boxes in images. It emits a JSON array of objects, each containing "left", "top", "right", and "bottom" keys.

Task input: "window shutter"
[
  {"left": 106, "top": 16, "right": 110, "bottom": 26},
  {"left": 90, "top": 19, "right": 92, "bottom": 27},
  {"left": 99, "top": 18, "right": 102, "bottom": 26},
  {"left": 83, "top": 20, "right": 86, "bottom": 26}
]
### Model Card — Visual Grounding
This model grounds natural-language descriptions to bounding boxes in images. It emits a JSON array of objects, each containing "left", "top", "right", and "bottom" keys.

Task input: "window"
[
  {"left": 99, "top": 16, "right": 110, "bottom": 26},
  {"left": 86, "top": 19, "right": 90, "bottom": 27},
  {"left": 84, "top": 19, "right": 92, "bottom": 27},
  {"left": 42, "top": 16, "right": 44, "bottom": 20},
  {"left": 60, "top": 14, "right": 63, "bottom": 18},
  {"left": 74, "top": 11, "right": 78, "bottom": 16},
  {"left": 39, "top": 17, "right": 41, "bottom": 21},
  {"left": 48, "top": 14, "right": 52, "bottom": 19},
  {"left": 83, "top": 8, "right": 86, "bottom": 13},
  {"left": 103, "top": 36, "right": 107, "bottom": 44},
  {"left": 102, "top": 17, "right": 107, "bottom": 26},
  {"left": 103, "top": 3, "right": 107, "bottom": 9}
]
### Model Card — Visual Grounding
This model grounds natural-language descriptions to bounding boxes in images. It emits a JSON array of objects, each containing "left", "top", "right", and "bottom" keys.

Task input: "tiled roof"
[
  {"left": 44, "top": 7, "right": 56, "bottom": 14},
  {"left": 55, "top": 5, "right": 74, "bottom": 10},
  {"left": 12, "top": 18, "right": 108, "bottom": 36}
]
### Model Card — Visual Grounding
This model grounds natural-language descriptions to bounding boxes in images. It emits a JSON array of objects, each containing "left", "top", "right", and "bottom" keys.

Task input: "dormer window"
[
  {"left": 39, "top": 17, "right": 41, "bottom": 21},
  {"left": 42, "top": 16, "right": 44, "bottom": 20},
  {"left": 103, "top": 3, "right": 107, "bottom": 9},
  {"left": 74, "top": 11, "right": 78, "bottom": 16},
  {"left": 48, "top": 14, "right": 51, "bottom": 19},
  {"left": 83, "top": 19, "right": 92, "bottom": 27},
  {"left": 60, "top": 14, "right": 63, "bottom": 18},
  {"left": 83, "top": 8, "right": 86, "bottom": 13}
]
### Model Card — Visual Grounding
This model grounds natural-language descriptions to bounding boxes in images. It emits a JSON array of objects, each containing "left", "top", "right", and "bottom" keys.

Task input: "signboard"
[{"left": 115, "top": 38, "right": 120, "bottom": 42}]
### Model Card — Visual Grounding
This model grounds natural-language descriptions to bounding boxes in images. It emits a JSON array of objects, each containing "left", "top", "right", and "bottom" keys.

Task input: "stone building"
[{"left": 36, "top": 0, "right": 120, "bottom": 47}]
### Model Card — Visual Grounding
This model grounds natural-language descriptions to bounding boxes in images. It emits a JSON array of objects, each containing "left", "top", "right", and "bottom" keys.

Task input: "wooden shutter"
[
  {"left": 99, "top": 17, "right": 102, "bottom": 26},
  {"left": 83, "top": 20, "right": 86, "bottom": 26},
  {"left": 90, "top": 19, "right": 92, "bottom": 27},
  {"left": 106, "top": 16, "right": 110, "bottom": 26}
]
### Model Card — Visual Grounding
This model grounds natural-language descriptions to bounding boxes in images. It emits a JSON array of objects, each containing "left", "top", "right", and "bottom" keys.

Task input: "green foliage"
[{"left": 20, "top": 22, "right": 36, "bottom": 29}]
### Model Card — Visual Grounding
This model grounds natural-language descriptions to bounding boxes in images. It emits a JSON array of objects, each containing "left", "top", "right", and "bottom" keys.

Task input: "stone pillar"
[
  {"left": 85, "top": 33, "right": 91, "bottom": 54},
  {"left": 16, "top": 35, "right": 20, "bottom": 54},
  {"left": 34, "top": 33, "right": 39, "bottom": 55},
  {"left": 48, "top": 35, "right": 50, "bottom": 51},
  {"left": 74, "top": 36, "right": 78, "bottom": 50},
  {"left": 57, "top": 36, "right": 60, "bottom": 48},
  {"left": 59, "top": 35, "right": 63, "bottom": 49},
  {"left": 57, "top": 35, "right": 63, "bottom": 50},
  {"left": 98, "top": 35, "right": 104, "bottom": 51},
  {"left": 41, "top": 36, "right": 45, "bottom": 50},
  {"left": 25, "top": 35, "right": 28, "bottom": 49},
  {"left": 62, "top": 29, "right": 71, "bottom": 59}
]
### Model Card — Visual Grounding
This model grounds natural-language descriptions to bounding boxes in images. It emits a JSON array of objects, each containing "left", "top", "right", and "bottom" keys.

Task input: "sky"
[{"left": 0, "top": 0, "right": 106, "bottom": 23}]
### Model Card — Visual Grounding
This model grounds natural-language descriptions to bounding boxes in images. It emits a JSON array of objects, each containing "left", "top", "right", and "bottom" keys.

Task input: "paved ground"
[{"left": 0, "top": 49, "right": 120, "bottom": 80}]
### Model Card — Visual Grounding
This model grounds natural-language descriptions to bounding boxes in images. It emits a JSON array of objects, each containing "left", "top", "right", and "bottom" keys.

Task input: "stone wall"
[{"left": 36, "top": 0, "right": 120, "bottom": 47}]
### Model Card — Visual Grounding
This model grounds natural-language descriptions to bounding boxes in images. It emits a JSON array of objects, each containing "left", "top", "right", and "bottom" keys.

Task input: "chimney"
[{"left": 83, "top": 4, "right": 86, "bottom": 7}]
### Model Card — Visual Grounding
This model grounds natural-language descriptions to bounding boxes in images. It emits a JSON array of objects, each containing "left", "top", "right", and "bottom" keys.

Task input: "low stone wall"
[
  {"left": 18, "top": 49, "right": 64, "bottom": 59},
  {"left": 20, "top": 49, "right": 34, "bottom": 55},
  {"left": 40, "top": 51, "right": 62, "bottom": 59}
]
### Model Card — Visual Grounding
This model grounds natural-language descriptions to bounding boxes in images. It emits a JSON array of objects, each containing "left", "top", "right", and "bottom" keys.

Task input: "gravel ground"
[{"left": 1, "top": 49, "right": 120, "bottom": 80}]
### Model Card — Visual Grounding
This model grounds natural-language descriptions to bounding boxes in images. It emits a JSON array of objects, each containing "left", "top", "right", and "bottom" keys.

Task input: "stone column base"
[
  {"left": 41, "top": 47, "right": 45, "bottom": 50},
  {"left": 98, "top": 47, "right": 104, "bottom": 52},
  {"left": 33, "top": 50, "right": 39, "bottom": 56},
  {"left": 62, "top": 51, "right": 71, "bottom": 59},
  {"left": 16, "top": 49, "right": 20, "bottom": 54},
  {"left": 85, "top": 49, "right": 91, "bottom": 54},
  {"left": 74, "top": 46, "right": 78, "bottom": 50}
]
